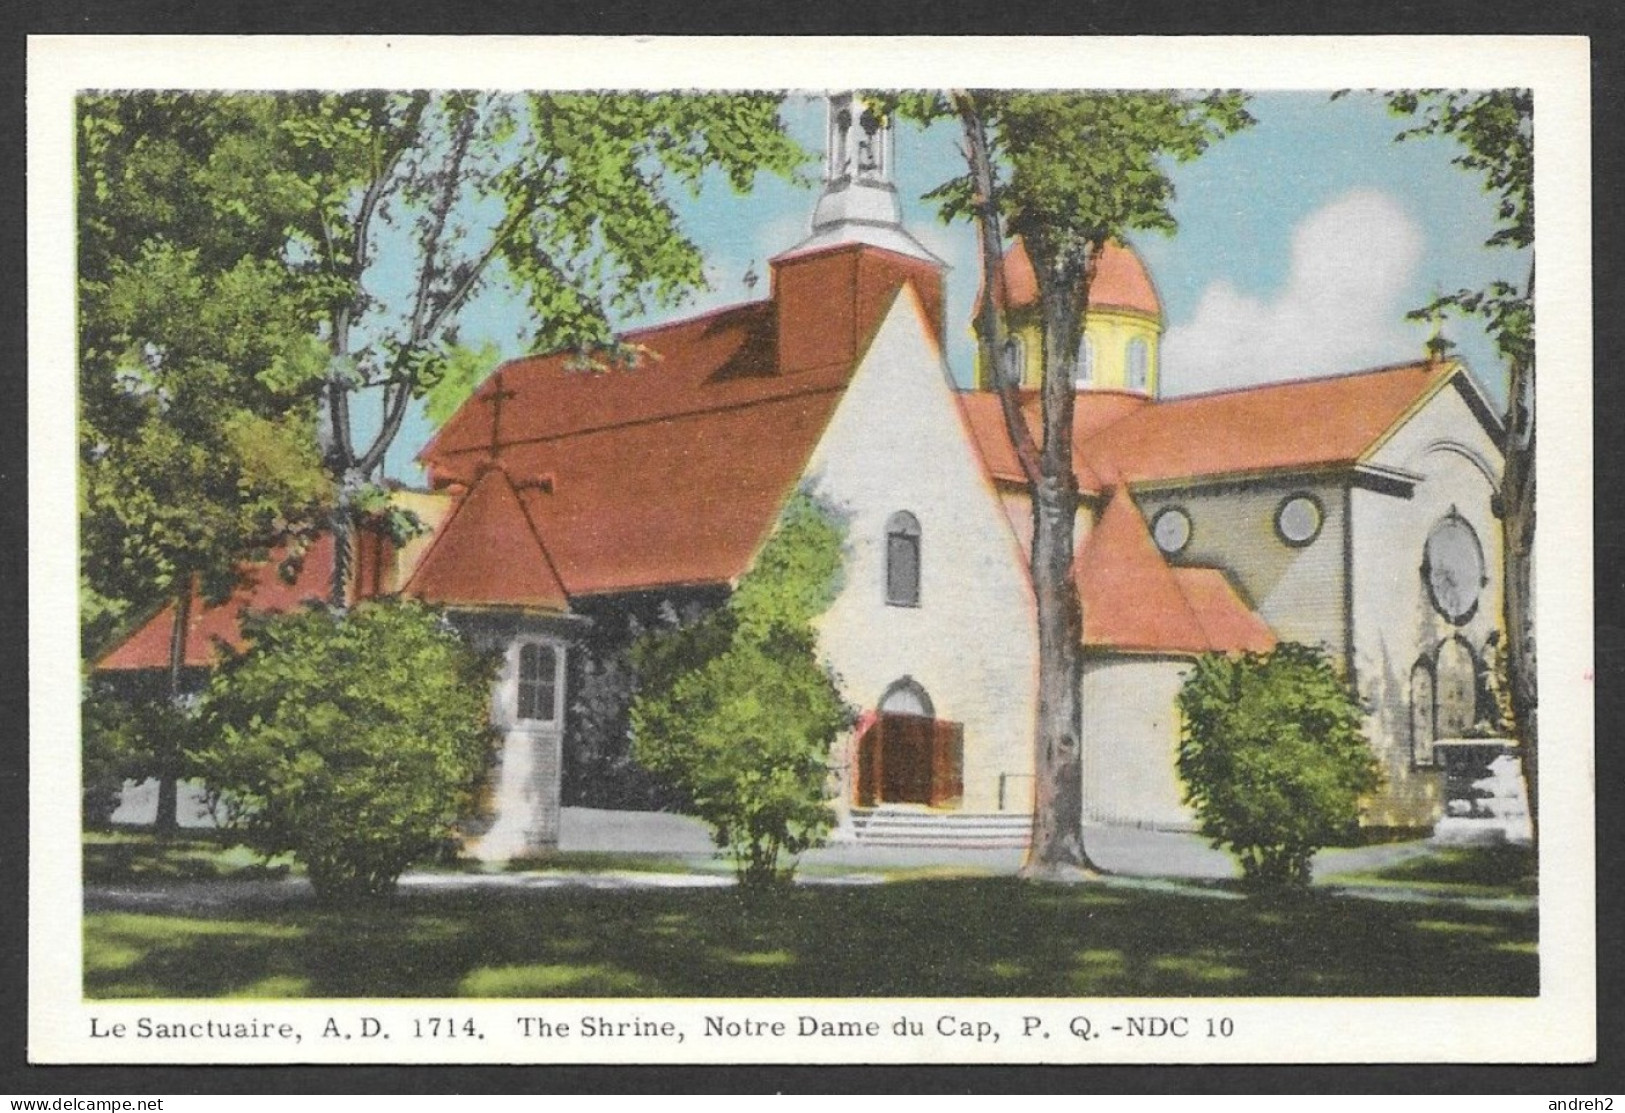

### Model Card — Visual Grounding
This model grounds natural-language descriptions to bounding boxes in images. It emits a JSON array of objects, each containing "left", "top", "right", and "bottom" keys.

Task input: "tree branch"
[{"left": 953, "top": 90, "right": 1042, "bottom": 489}]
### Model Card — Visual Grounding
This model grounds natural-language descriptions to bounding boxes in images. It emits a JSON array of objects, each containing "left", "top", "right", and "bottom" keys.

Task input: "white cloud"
[{"left": 1161, "top": 188, "right": 1430, "bottom": 395}]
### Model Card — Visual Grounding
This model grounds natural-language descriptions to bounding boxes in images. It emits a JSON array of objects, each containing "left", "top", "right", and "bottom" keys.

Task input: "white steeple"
[{"left": 781, "top": 92, "right": 943, "bottom": 265}]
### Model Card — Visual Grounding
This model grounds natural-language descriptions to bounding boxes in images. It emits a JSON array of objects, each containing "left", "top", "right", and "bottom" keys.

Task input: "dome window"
[
  {"left": 886, "top": 510, "right": 922, "bottom": 607},
  {"left": 1076, "top": 335, "right": 1095, "bottom": 386},
  {"left": 1126, "top": 338, "right": 1150, "bottom": 391}
]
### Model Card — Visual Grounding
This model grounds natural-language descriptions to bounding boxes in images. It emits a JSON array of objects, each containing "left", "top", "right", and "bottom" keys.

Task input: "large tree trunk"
[
  {"left": 157, "top": 583, "right": 192, "bottom": 835},
  {"left": 1021, "top": 251, "right": 1098, "bottom": 880},
  {"left": 951, "top": 92, "right": 1097, "bottom": 880},
  {"left": 1502, "top": 272, "right": 1536, "bottom": 845}
]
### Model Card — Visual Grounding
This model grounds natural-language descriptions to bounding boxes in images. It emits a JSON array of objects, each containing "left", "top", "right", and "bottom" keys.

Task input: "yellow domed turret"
[{"left": 972, "top": 238, "right": 1163, "bottom": 396}]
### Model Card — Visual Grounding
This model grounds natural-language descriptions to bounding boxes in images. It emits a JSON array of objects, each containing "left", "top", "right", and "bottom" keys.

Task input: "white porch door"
[{"left": 472, "top": 639, "right": 566, "bottom": 861}]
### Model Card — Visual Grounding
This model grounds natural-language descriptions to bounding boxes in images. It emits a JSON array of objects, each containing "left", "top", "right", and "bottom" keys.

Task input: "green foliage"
[
  {"left": 631, "top": 493, "right": 852, "bottom": 887},
  {"left": 81, "top": 677, "right": 199, "bottom": 825},
  {"left": 79, "top": 91, "right": 808, "bottom": 610},
  {"left": 1176, "top": 644, "right": 1381, "bottom": 890},
  {"left": 78, "top": 95, "right": 334, "bottom": 653},
  {"left": 892, "top": 90, "right": 1253, "bottom": 282},
  {"left": 197, "top": 599, "right": 496, "bottom": 902},
  {"left": 422, "top": 342, "right": 505, "bottom": 428}
]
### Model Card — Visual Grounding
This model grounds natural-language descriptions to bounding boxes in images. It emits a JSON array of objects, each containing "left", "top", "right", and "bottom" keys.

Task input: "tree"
[
  {"left": 197, "top": 599, "right": 495, "bottom": 902},
  {"left": 1370, "top": 90, "right": 1536, "bottom": 840},
  {"left": 79, "top": 91, "right": 804, "bottom": 823},
  {"left": 891, "top": 91, "right": 1253, "bottom": 879},
  {"left": 79, "top": 95, "right": 334, "bottom": 828},
  {"left": 93, "top": 92, "right": 806, "bottom": 606},
  {"left": 631, "top": 492, "right": 853, "bottom": 887},
  {"left": 1176, "top": 644, "right": 1381, "bottom": 890}
]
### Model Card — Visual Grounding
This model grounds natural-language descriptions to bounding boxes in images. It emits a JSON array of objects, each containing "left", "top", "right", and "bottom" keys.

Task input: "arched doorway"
[{"left": 856, "top": 679, "right": 962, "bottom": 808}]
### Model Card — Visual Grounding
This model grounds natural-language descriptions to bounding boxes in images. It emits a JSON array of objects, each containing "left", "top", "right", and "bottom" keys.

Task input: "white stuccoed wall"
[
  {"left": 804, "top": 286, "right": 1039, "bottom": 814},
  {"left": 1081, "top": 655, "right": 1197, "bottom": 829},
  {"left": 1351, "top": 374, "right": 1505, "bottom": 827}
]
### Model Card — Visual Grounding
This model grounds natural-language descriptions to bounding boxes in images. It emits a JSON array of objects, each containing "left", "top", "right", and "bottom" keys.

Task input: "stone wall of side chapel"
[
  {"left": 805, "top": 287, "right": 1040, "bottom": 816},
  {"left": 1351, "top": 379, "right": 1505, "bottom": 829}
]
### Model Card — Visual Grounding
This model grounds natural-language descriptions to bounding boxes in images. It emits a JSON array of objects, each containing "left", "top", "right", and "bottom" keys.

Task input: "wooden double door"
[{"left": 857, "top": 712, "right": 963, "bottom": 808}]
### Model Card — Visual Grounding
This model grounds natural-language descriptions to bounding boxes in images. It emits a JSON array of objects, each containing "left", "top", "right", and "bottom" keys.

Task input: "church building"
[{"left": 98, "top": 93, "right": 1511, "bottom": 855}]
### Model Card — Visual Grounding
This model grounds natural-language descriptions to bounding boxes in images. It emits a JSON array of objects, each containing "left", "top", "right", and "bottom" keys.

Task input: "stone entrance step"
[{"left": 839, "top": 807, "right": 1033, "bottom": 848}]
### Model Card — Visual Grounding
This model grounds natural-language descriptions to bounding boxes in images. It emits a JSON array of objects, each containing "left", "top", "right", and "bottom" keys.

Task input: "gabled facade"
[{"left": 97, "top": 93, "right": 1509, "bottom": 850}]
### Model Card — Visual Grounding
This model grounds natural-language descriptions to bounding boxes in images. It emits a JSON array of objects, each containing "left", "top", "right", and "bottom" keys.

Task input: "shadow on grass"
[
  {"left": 85, "top": 877, "right": 1537, "bottom": 1000},
  {"left": 83, "top": 828, "right": 291, "bottom": 884},
  {"left": 1323, "top": 845, "right": 1537, "bottom": 896}
]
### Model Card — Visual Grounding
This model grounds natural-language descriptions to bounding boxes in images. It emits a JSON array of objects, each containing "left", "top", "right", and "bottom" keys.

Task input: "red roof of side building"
[
  {"left": 960, "top": 359, "right": 1461, "bottom": 493},
  {"left": 403, "top": 465, "right": 569, "bottom": 610},
  {"left": 96, "top": 535, "right": 343, "bottom": 671},
  {"left": 975, "top": 238, "right": 1163, "bottom": 321},
  {"left": 1077, "top": 486, "right": 1275, "bottom": 655},
  {"left": 1083, "top": 360, "right": 1457, "bottom": 486},
  {"left": 959, "top": 362, "right": 1469, "bottom": 655}
]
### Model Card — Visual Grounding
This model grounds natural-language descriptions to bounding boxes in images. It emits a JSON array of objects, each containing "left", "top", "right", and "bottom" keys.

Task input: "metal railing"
[{"left": 997, "top": 772, "right": 1036, "bottom": 812}]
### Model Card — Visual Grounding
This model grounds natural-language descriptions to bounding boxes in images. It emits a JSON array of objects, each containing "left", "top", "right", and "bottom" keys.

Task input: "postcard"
[{"left": 28, "top": 34, "right": 1595, "bottom": 1065}]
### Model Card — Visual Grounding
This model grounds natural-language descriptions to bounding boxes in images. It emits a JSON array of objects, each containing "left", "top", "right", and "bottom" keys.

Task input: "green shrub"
[
  {"left": 631, "top": 492, "right": 852, "bottom": 887},
  {"left": 197, "top": 599, "right": 495, "bottom": 901},
  {"left": 81, "top": 676, "right": 198, "bottom": 827},
  {"left": 1176, "top": 643, "right": 1381, "bottom": 890}
]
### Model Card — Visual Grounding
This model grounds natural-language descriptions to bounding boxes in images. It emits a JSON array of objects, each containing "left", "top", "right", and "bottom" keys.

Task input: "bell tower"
[
  {"left": 813, "top": 92, "right": 898, "bottom": 233},
  {"left": 770, "top": 93, "right": 947, "bottom": 374},
  {"left": 782, "top": 92, "right": 941, "bottom": 266}
]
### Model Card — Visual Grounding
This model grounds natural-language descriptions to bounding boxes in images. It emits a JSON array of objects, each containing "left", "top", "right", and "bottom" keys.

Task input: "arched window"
[
  {"left": 1126, "top": 337, "right": 1150, "bottom": 391},
  {"left": 516, "top": 641, "right": 560, "bottom": 724},
  {"left": 879, "top": 677, "right": 934, "bottom": 718},
  {"left": 1076, "top": 335, "right": 1095, "bottom": 386},
  {"left": 1434, "top": 636, "right": 1478, "bottom": 739},
  {"left": 1409, "top": 658, "right": 1436, "bottom": 766},
  {"left": 886, "top": 511, "right": 921, "bottom": 607}
]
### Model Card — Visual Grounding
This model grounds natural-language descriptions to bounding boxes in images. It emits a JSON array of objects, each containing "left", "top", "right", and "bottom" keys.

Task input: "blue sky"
[{"left": 381, "top": 90, "right": 1527, "bottom": 484}]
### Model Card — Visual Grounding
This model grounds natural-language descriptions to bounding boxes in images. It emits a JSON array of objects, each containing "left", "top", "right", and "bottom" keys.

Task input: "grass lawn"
[{"left": 83, "top": 832, "right": 1537, "bottom": 1000}]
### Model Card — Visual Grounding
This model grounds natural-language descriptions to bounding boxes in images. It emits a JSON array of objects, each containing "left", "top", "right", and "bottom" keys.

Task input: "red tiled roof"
[
  {"left": 404, "top": 465, "right": 568, "bottom": 610},
  {"left": 96, "top": 535, "right": 340, "bottom": 671},
  {"left": 961, "top": 360, "right": 1456, "bottom": 492},
  {"left": 957, "top": 390, "right": 1148, "bottom": 493},
  {"left": 1081, "top": 360, "right": 1452, "bottom": 485},
  {"left": 975, "top": 238, "right": 1162, "bottom": 321},
  {"left": 419, "top": 324, "right": 851, "bottom": 597},
  {"left": 1076, "top": 486, "right": 1275, "bottom": 655},
  {"left": 420, "top": 242, "right": 939, "bottom": 598}
]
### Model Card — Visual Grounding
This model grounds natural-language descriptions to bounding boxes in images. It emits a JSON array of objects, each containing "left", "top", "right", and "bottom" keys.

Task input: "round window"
[
  {"left": 1151, "top": 507, "right": 1191, "bottom": 555},
  {"left": 1424, "top": 513, "right": 1486, "bottom": 624},
  {"left": 1276, "top": 494, "right": 1323, "bottom": 547}
]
